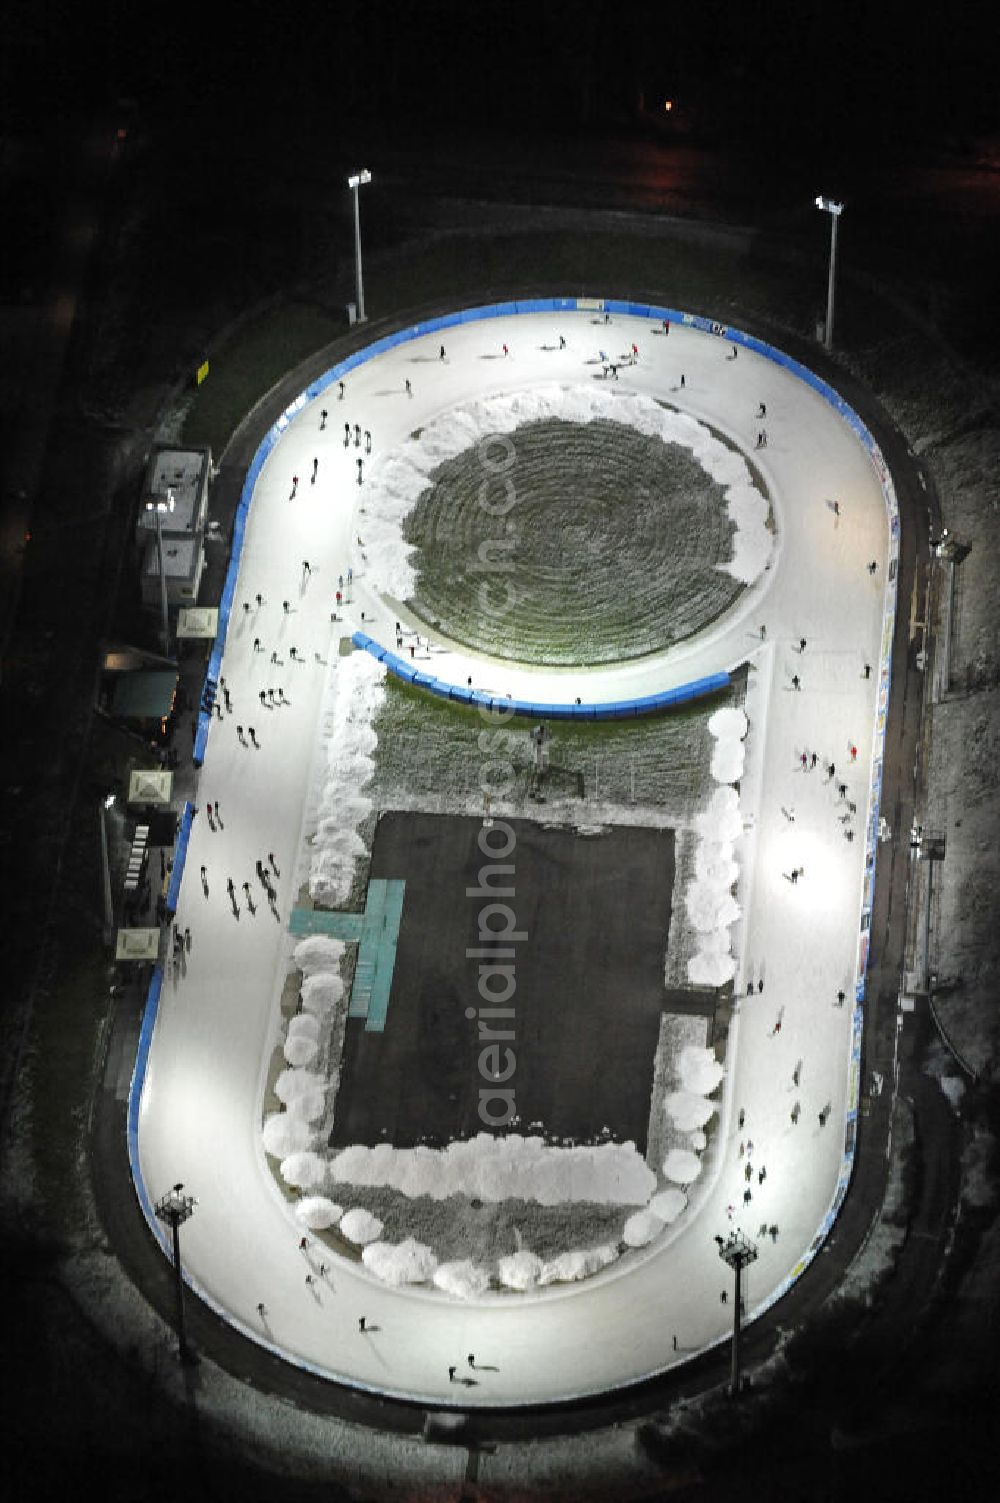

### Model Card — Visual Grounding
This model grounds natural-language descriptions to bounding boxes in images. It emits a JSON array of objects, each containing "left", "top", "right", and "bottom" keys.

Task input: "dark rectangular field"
[{"left": 329, "top": 812, "right": 675, "bottom": 1153}]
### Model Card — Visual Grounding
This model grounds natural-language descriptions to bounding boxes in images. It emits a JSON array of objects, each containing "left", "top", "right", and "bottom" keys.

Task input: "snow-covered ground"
[{"left": 136, "top": 309, "right": 888, "bottom": 1405}]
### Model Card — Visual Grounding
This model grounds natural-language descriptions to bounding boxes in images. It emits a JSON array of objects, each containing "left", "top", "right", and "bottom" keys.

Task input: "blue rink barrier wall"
[
  {"left": 140, "top": 297, "right": 899, "bottom": 1392},
  {"left": 351, "top": 633, "right": 730, "bottom": 719}
]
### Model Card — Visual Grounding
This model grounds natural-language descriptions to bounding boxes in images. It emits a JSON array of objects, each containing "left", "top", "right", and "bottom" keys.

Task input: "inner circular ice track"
[{"left": 133, "top": 301, "right": 897, "bottom": 1407}]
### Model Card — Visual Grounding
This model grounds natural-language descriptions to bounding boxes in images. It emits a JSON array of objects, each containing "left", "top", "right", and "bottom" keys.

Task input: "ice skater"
[
  {"left": 269, "top": 852, "right": 279, "bottom": 875},
  {"left": 819, "top": 1103, "right": 831, "bottom": 1127},
  {"left": 755, "top": 429, "right": 767, "bottom": 448},
  {"left": 302, "top": 559, "right": 312, "bottom": 577},
  {"left": 311, "top": 457, "right": 318, "bottom": 483},
  {"left": 728, "top": 345, "right": 738, "bottom": 359},
  {"left": 798, "top": 637, "right": 807, "bottom": 653},
  {"left": 791, "top": 674, "right": 801, "bottom": 691},
  {"left": 757, "top": 401, "right": 766, "bottom": 418},
  {"left": 344, "top": 422, "right": 351, "bottom": 447},
  {"left": 236, "top": 725, "right": 247, "bottom": 746},
  {"left": 338, "top": 382, "right": 345, "bottom": 400},
  {"left": 357, "top": 457, "right": 363, "bottom": 484},
  {"left": 319, "top": 409, "right": 327, "bottom": 430},
  {"left": 290, "top": 475, "right": 298, "bottom": 498},
  {"left": 364, "top": 429, "right": 371, "bottom": 453},
  {"left": 439, "top": 344, "right": 446, "bottom": 360},
  {"left": 791, "top": 1101, "right": 801, "bottom": 1124},
  {"left": 405, "top": 378, "right": 412, "bottom": 396},
  {"left": 248, "top": 726, "right": 259, "bottom": 747},
  {"left": 354, "top": 423, "right": 361, "bottom": 447}
]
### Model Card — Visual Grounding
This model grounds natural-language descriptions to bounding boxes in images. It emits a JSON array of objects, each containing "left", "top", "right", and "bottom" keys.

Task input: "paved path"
[{"left": 136, "top": 307, "right": 890, "bottom": 1405}]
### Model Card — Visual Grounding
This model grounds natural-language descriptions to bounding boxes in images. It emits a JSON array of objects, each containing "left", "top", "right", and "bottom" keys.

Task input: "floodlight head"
[
  {"left": 815, "top": 195, "right": 844, "bottom": 215},
  {"left": 348, "top": 169, "right": 372, "bottom": 188}
]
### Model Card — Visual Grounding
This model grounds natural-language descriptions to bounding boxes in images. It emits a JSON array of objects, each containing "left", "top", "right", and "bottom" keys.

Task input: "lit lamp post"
[
  {"left": 347, "top": 169, "right": 372, "bottom": 323},
  {"left": 145, "top": 489, "right": 175, "bottom": 655},
  {"left": 717, "top": 1228, "right": 758, "bottom": 1396},
  {"left": 814, "top": 195, "right": 844, "bottom": 352},
  {"left": 154, "top": 1182, "right": 198, "bottom": 1365}
]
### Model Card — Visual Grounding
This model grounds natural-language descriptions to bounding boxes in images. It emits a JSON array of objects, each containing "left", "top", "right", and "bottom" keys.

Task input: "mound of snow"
[
  {"left": 283, "top": 1033, "right": 319, "bottom": 1067},
  {"left": 301, "top": 974, "right": 344, "bottom": 1015},
  {"left": 689, "top": 1130, "right": 707, "bottom": 1151},
  {"left": 695, "top": 842, "right": 739, "bottom": 887},
  {"left": 649, "top": 1187, "right": 687, "bottom": 1222},
  {"left": 497, "top": 1250, "right": 544, "bottom": 1291},
  {"left": 679, "top": 1045, "right": 724, "bottom": 1095},
  {"left": 665, "top": 1090, "right": 717, "bottom": 1131},
  {"left": 294, "top": 935, "right": 346, "bottom": 975},
  {"left": 339, "top": 1207, "right": 384, "bottom": 1245},
  {"left": 330, "top": 1134, "right": 655, "bottom": 1207},
  {"left": 280, "top": 1151, "right": 327, "bottom": 1190},
  {"left": 686, "top": 882, "right": 741, "bottom": 933},
  {"left": 433, "top": 1260, "right": 492, "bottom": 1299},
  {"left": 539, "top": 1244, "right": 619, "bottom": 1285},
  {"left": 623, "top": 1209, "right": 664, "bottom": 1247},
  {"left": 287, "top": 1011, "right": 321, "bottom": 1042},
  {"left": 262, "top": 1112, "right": 314, "bottom": 1158},
  {"left": 295, "top": 1196, "right": 344, "bottom": 1229},
  {"left": 274, "top": 1068, "right": 325, "bottom": 1105},
  {"left": 362, "top": 1237, "right": 438, "bottom": 1286},
  {"left": 694, "top": 785, "right": 743, "bottom": 843},
  {"left": 687, "top": 949, "right": 737, "bottom": 986},
  {"left": 708, "top": 707, "right": 748, "bottom": 740},
  {"left": 283, "top": 1086, "right": 327, "bottom": 1123},
  {"left": 662, "top": 1148, "right": 703, "bottom": 1185},
  {"left": 711, "top": 738, "right": 745, "bottom": 784}
]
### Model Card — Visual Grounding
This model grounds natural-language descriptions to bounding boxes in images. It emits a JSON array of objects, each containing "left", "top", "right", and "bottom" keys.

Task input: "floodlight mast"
[
  {"left": 347, "top": 169, "right": 372, "bottom": 323},
  {"left": 814, "top": 196, "right": 844, "bottom": 353},
  {"left": 718, "top": 1229, "right": 759, "bottom": 1396},
  {"left": 154, "top": 1182, "right": 198, "bottom": 1365},
  {"left": 145, "top": 489, "right": 175, "bottom": 655}
]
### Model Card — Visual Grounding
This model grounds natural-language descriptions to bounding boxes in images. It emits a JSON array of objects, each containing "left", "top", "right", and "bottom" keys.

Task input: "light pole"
[
  {"left": 814, "top": 195, "right": 844, "bottom": 352},
  {"left": 154, "top": 1181, "right": 198, "bottom": 1365},
  {"left": 717, "top": 1229, "right": 758, "bottom": 1396},
  {"left": 145, "top": 489, "right": 175, "bottom": 655},
  {"left": 347, "top": 169, "right": 371, "bottom": 323}
]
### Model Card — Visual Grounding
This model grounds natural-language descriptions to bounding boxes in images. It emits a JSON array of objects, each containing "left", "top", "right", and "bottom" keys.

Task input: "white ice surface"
[{"left": 138, "top": 309, "right": 888, "bottom": 1405}]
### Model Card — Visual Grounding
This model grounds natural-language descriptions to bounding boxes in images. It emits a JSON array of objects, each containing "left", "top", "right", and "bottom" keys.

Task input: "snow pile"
[
  {"left": 662, "top": 1148, "right": 703, "bottom": 1185},
  {"left": 649, "top": 1187, "right": 687, "bottom": 1223},
  {"left": 679, "top": 1044, "right": 724, "bottom": 1096},
  {"left": 330, "top": 1134, "right": 656, "bottom": 1207},
  {"left": 262, "top": 1112, "right": 314, "bottom": 1158},
  {"left": 295, "top": 1196, "right": 344, "bottom": 1229},
  {"left": 694, "top": 785, "right": 743, "bottom": 843},
  {"left": 687, "top": 767, "right": 744, "bottom": 988},
  {"left": 339, "top": 1207, "right": 384, "bottom": 1245},
  {"left": 308, "top": 652, "right": 385, "bottom": 907},
  {"left": 279, "top": 1152, "right": 327, "bottom": 1190},
  {"left": 283, "top": 1085, "right": 327, "bottom": 1123},
  {"left": 274, "top": 1068, "right": 325, "bottom": 1105},
  {"left": 362, "top": 1238, "right": 438, "bottom": 1286},
  {"left": 288, "top": 1012, "right": 321, "bottom": 1043},
  {"left": 294, "top": 935, "right": 346, "bottom": 976},
  {"left": 301, "top": 973, "right": 344, "bottom": 1017},
  {"left": 623, "top": 1209, "right": 664, "bottom": 1247},
  {"left": 361, "top": 384, "right": 772, "bottom": 604},
  {"left": 497, "top": 1250, "right": 544, "bottom": 1291},
  {"left": 433, "top": 1260, "right": 492, "bottom": 1298},
  {"left": 283, "top": 1032, "right": 319, "bottom": 1067},
  {"left": 708, "top": 705, "right": 748, "bottom": 785},
  {"left": 539, "top": 1245, "right": 619, "bottom": 1284},
  {"left": 665, "top": 1089, "right": 717, "bottom": 1131}
]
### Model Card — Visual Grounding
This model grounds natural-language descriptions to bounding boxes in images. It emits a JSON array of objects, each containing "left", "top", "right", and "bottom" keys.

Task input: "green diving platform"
[{"left": 289, "top": 879, "right": 405, "bottom": 1032}]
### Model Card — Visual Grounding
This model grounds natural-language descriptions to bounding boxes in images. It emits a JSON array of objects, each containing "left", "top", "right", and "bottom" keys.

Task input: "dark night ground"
[{"left": 330, "top": 813, "right": 676, "bottom": 1152}]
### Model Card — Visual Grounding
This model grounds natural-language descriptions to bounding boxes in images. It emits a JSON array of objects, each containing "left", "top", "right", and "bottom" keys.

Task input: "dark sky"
[{"left": 4, "top": 0, "right": 998, "bottom": 156}]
